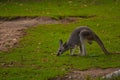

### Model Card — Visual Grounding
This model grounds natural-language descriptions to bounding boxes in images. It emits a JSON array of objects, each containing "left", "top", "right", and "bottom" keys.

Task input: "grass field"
[
  {"left": 0, "top": 0, "right": 120, "bottom": 18},
  {"left": 0, "top": 0, "right": 120, "bottom": 80}
]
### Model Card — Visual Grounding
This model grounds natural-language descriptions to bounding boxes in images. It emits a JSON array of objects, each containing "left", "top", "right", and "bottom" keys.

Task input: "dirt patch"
[
  {"left": 0, "top": 16, "right": 80, "bottom": 51},
  {"left": 1, "top": 61, "right": 23, "bottom": 68},
  {"left": 50, "top": 68, "right": 120, "bottom": 80}
]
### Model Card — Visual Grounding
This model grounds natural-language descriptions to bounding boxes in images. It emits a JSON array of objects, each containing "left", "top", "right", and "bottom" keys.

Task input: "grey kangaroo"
[{"left": 57, "top": 26, "right": 110, "bottom": 56}]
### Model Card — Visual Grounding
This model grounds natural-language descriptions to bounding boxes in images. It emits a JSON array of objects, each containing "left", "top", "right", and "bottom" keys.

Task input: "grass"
[
  {"left": 0, "top": 0, "right": 120, "bottom": 18},
  {"left": 0, "top": 0, "right": 120, "bottom": 80},
  {"left": 0, "top": 23, "right": 120, "bottom": 80}
]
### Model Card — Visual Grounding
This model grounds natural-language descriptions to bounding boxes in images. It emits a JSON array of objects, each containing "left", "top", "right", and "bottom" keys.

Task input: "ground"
[
  {"left": 0, "top": 0, "right": 120, "bottom": 80},
  {"left": 51, "top": 68, "right": 119, "bottom": 80},
  {"left": 0, "top": 17, "right": 78, "bottom": 51},
  {"left": 0, "top": 17, "right": 119, "bottom": 80}
]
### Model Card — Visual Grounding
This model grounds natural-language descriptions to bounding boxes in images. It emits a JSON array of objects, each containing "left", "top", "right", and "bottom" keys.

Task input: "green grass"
[
  {"left": 0, "top": 0, "right": 120, "bottom": 80},
  {"left": 0, "top": 0, "right": 120, "bottom": 18},
  {"left": 0, "top": 23, "right": 120, "bottom": 80}
]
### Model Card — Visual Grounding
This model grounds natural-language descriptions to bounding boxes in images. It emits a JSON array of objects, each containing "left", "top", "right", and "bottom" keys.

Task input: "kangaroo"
[{"left": 57, "top": 26, "right": 110, "bottom": 56}]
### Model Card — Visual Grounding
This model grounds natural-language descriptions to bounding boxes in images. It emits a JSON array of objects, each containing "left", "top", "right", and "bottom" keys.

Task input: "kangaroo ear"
[
  {"left": 59, "top": 39, "right": 63, "bottom": 46},
  {"left": 63, "top": 42, "right": 67, "bottom": 48}
]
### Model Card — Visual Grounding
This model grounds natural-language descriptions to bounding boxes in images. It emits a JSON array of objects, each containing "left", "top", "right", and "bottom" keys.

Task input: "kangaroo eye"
[{"left": 59, "top": 50, "right": 61, "bottom": 52}]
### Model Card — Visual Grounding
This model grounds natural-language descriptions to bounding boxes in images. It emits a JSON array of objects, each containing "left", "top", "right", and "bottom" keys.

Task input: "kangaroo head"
[{"left": 57, "top": 39, "right": 68, "bottom": 56}]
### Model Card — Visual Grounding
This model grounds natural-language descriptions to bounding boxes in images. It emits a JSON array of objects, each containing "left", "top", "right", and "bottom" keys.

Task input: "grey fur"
[{"left": 57, "top": 26, "right": 109, "bottom": 56}]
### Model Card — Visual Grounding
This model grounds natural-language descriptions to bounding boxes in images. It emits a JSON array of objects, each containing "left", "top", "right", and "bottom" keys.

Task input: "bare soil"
[
  {"left": 0, "top": 17, "right": 79, "bottom": 51},
  {"left": 50, "top": 68, "right": 120, "bottom": 80}
]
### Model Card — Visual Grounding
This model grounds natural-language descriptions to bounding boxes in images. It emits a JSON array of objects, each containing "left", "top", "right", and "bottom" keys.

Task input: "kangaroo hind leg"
[{"left": 79, "top": 32, "right": 86, "bottom": 56}]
